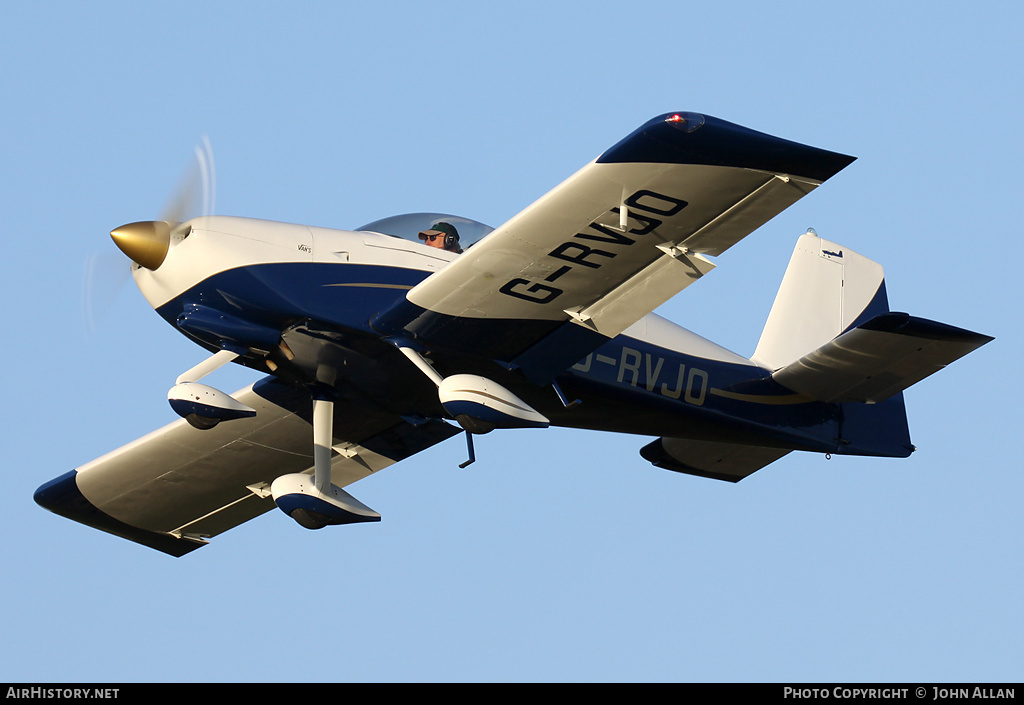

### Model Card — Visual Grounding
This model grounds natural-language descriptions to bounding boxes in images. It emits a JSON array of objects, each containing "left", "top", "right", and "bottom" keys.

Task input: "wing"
[
  {"left": 374, "top": 112, "right": 855, "bottom": 383},
  {"left": 35, "top": 377, "right": 460, "bottom": 556}
]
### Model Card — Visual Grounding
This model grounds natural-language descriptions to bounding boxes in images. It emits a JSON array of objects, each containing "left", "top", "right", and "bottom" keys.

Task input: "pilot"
[{"left": 418, "top": 221, "right": 463, "bottom": 254}]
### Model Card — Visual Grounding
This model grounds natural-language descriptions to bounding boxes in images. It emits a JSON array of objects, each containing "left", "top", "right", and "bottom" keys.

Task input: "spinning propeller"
[
  {"left": 109, "top": 136, "right": 216, "bottom": 271},
  {"left": 84, "top": 138, "right": 215, "bottom": 336}
]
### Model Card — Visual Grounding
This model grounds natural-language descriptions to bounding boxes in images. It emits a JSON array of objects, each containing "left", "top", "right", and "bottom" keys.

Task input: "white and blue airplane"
[{"left": 35, "top": 112, "right": 992, "bottom": 556}]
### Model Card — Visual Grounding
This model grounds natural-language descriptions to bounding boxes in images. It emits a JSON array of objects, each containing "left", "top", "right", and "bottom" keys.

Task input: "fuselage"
[{"left": 131, "top": 215, "right": 858, "bottom": 455}]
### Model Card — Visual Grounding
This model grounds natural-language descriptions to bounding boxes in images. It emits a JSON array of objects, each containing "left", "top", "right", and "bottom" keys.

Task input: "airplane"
[{"left": 34, "top": 112, "right": 992, "bottom": 556}]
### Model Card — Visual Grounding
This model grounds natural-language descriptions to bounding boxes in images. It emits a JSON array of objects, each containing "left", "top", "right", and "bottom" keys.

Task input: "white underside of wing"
[
  {"left": 403, "top": 162, "right": 821, "bottom": 338},
  {"left": 72, "top": 385, "right": 400, "bottom": 540}
]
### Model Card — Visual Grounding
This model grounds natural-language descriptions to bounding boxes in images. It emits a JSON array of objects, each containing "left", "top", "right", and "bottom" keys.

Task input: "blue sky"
[{"left": 3, "top": 1, "right": 1020, "bottom": 682}]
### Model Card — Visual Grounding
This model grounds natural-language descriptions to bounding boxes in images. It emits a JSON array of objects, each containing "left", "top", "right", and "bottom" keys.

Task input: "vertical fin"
[{"left": 751, "top": 230, "right": 888, "bottom": 371}]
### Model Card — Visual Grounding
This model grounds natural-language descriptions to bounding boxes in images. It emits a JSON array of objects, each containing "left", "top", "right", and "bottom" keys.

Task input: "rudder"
[{"left": 752, "top": 230, "right": 889, "bottom": 371}]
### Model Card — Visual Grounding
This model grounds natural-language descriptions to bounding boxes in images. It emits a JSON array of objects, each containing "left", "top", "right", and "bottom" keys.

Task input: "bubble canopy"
[{"left": 357, "top": 212, "right": 494, "bottom": 249}]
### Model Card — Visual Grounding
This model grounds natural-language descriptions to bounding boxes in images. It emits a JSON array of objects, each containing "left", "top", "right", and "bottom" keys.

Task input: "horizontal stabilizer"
[
  {"left": 771, "top": 313, "right": 993, "bottom": 404},
  {"left": 640, "top": 437, "right": 791, "bottom": 482}
]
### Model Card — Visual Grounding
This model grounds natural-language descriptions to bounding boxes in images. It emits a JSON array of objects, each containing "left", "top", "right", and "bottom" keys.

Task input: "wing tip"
[
  {"left": 35, "top": 470, "right": 205, "bottom": 558},
  {"left": 598, "top": 111, "right": 856, "bottom": 183}
]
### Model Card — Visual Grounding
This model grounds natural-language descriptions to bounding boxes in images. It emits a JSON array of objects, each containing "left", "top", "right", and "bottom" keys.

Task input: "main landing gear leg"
[
  {"left": 269, "top": 386, "right": 381, "bottom": 529},
  {"left": 312, "top": 393, "right": 334, "bottom": 494},
  {"left": 387, "top": 339, "right": 550, "bottom": 469}
]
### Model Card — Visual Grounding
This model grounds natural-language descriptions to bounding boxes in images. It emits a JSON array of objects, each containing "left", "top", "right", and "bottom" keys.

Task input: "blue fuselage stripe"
[{"left": 152, "top": 261, "right": 899, "bottom": 456}]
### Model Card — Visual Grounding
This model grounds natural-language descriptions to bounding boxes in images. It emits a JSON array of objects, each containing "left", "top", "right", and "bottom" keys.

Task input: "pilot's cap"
[{"left": 418, "top": 221, "right": 459, "bottom": 241}]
